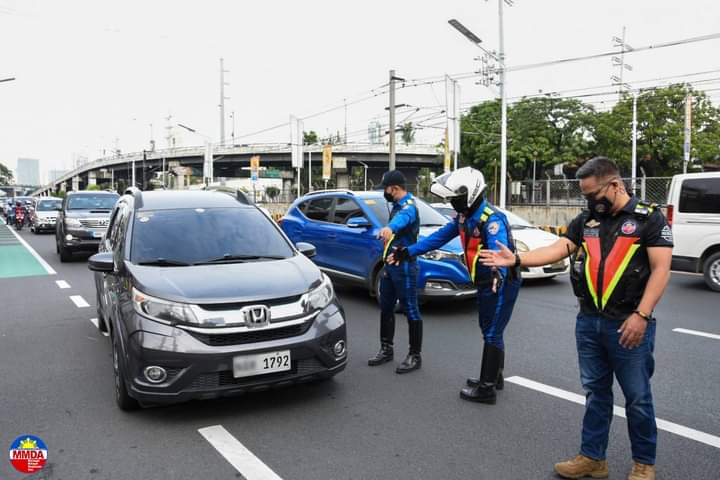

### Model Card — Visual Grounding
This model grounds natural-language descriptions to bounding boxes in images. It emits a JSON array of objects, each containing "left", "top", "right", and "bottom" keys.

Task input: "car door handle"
[{"left": 327, "top": 234, "right": 337, "bottom": 239}]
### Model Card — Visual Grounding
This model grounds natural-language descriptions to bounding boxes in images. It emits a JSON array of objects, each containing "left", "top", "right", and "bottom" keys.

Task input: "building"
[
  {"left": 48, "top": 169, "right": 69, "bottom": 183},
  {"left": 16, "top": 158, "right": 40, "bottom": 186}
]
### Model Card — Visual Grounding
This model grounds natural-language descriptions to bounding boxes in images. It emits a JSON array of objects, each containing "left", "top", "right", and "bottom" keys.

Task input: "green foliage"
[
  {"left": 401, "top": 122, "right": 416, "bottom": 145},
  {"left": 85, "top": 184, "right": 101, "bottom": 191},
  {"left": 303, "top": 131, "right": 319, "bottom": 145},
  {"left": 460, "top": 84, "right": 720, "bottom": 179},
  {"left": 265, "top": 186, "right": 280, "bottom": 200},
  {"left": 0, "top": 162, "right": 13, "bottom": 184}
]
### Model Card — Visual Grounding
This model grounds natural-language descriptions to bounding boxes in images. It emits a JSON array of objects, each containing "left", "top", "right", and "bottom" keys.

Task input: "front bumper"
[
  {"left": 417, "top": 257, "right": 476, "bottom": 299},
  {"left": 63, "top": 228, "right": 106, "bottom": 250},
  {"left": 121, "top": 301, "right": 348, "bottom": 404},
  {"left": 520, "top": 260, "right": 570, "bottom": 279}
]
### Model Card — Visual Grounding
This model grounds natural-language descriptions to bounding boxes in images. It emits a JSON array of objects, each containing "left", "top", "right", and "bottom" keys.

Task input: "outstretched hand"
[
  {"left": 478, "top": 240, "right": 516, "bottom": 267},
  {"left": 377, "top": 227, "right": 393, "bottom": 242}
]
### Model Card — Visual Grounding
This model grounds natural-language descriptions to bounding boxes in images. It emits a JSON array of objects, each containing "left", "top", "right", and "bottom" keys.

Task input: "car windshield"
[
  {"left": 500, "top": 209, "right": 535, "bottom": 229},
  {"left": 68, "top": 194, "right": 119, "bottom": 210},
  {"left": 37, "top": 199, "right": 62, "bottom": 211},
  {"left": 130, "top": 207, "right": 294, "bottom": 265},
  {"left": 363, "top": 196, "right": 449, "bottom": 227}
]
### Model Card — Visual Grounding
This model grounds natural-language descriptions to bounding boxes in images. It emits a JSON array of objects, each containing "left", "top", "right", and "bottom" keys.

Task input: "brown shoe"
[
  {"left": 554, "top": 455, "right": 609, "bottom": 479},
  {"left": 628, "top": 462, "right": 655, "bottom": 480}
]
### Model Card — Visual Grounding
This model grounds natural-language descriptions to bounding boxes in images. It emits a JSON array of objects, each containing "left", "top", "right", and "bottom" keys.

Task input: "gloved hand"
[
  {"left": 491, "top": 267, "right": 504, "bottom": 293},
  {"left": 386, "top": 246, "right": 409, "bottom": 265}
]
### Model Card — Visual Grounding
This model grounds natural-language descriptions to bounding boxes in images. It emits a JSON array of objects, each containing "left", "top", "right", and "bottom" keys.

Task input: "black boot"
[
  {"left": 467, "top": 348, "right": 504, "bottom": 390},
  {"left": 368, "top": 313, "right": 395, "bottom": 366},
  {"left": 460, "top": 344, "right": 502, "bottom": 404},
  {"left": 396, "top": 321, "right": 422, "bottom": 374}
]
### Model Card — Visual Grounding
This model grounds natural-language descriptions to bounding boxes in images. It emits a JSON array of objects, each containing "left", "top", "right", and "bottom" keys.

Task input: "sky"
[{"left": 1, "top": 0, "right": 719, "bottom": 183}]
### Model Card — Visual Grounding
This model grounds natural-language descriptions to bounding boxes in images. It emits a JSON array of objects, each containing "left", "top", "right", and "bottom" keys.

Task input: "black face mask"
[
  {"left": 384, "top": 191, "right": 395, "bottom": 203},
  {"left": 587, "top": 195, "right": 614, "bottom": 218},
  {"left": 450, "top": 194, "right": 469, "bottom": 214}
]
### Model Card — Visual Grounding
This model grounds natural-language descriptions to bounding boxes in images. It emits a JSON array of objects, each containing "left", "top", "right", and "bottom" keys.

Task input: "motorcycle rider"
[{"left": 388, "top": 167, "right": 521, "bottom": 403}]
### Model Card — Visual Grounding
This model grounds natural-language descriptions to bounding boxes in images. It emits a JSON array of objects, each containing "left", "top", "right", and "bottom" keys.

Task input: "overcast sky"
[{"left": 1, "top": 0, "right": 719, "bottom": 182}]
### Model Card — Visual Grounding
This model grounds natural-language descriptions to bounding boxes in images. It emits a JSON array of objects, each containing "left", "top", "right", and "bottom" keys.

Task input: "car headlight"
[
  {"left": 65, "top": 217, "right": 82, "bottom": 227},
  {"left": 515, "top": 240, "right": 530, "bottom": 252},
  {"left": 421, "top": 250, "right": 461, "bottom": 262},
  {"left": 132, "top": 287, "right": 199, "bottom": 325},
  {"left": 305, "top": 274, "right": 334, "bottom": 312}
]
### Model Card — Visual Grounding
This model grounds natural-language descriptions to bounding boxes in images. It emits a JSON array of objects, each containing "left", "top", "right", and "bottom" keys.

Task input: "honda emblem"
[{"left": 242, "top": 305, "right": 270, "bottom": 327}]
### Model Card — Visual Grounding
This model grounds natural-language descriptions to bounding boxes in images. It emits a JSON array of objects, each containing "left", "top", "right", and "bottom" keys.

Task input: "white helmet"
[{"left": 430, "top": 167, "right": 487, "bottom": 213}]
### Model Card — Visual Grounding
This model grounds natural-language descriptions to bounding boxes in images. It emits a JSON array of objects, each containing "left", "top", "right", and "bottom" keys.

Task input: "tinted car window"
[
  {"left": 130, "top": 208, "right": 294, "bottom": 264},
  {"left": 37, "top": 199, "right": 62, "bottom": 211},
  {"left": 304, "top": 198, "right": 333, "bottom": 222},
  {"left": 333, "top": 198, "right": 365, "bottom": 224},
  {"left": 68, "top": 194, "right": 119, "bottom": 210},
  {"left": 363, "top": 197, "right": 448, "bottom": 227},
  {"left": 679, "top": 178, "right": 720, "bottom": 214}
]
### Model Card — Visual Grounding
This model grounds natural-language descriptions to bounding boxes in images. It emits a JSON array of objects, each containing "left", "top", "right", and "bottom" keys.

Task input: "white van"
[{"left": 666, "top": 172, "right": 720, "bottom": 291}]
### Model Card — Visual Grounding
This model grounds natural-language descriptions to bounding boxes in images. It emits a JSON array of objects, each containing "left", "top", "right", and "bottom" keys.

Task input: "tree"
[
  {"left": 401, "top": 122, "right": 416, "bottom": 145},
  {"left": 265, "top": 186, "right": 280, "bottom": 202},
  {"left": 0, "top": 162, "right": 13, "bottom": 184},
  {"left": 85, "top": 184, "right": 101, "bottom": 191},
  {"left": 303, "top": 131, "right": 318, "bottom": 145}
]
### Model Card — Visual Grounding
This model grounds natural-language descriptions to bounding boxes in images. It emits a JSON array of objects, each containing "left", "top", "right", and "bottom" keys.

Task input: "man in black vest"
[{"left": 480, "top": 157, "right": 672, "bottom": 480}]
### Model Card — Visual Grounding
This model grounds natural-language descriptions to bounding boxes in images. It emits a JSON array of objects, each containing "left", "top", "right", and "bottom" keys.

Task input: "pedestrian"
[
  {"left": 480, "top": 157, "right": 672, "bottom": 480},
  {"left": 389, "top": 167, "right": 521, "bottom": 404},
  {"left": 368, "top": 170, "right": 423, "bottom": 374}
]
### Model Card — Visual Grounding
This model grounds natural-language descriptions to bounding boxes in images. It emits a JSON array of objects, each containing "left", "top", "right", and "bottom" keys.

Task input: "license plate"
[
  {"left": 233, "top": 350, "right": 291, "bottom": 378},
  {"left": 92, "top": 231, "right": 104, "bottom": 238},
  {"left": 549, "top": 261, "right": 566, "bottom": 271}
]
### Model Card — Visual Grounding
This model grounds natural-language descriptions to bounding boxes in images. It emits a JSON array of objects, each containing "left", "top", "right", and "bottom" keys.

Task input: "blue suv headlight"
[{"left": 421, "top": 250, "right": 461, "bottom": 262}]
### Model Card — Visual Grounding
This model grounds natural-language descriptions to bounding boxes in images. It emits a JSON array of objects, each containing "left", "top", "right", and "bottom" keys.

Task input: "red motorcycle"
[{"left": 14, "top": 205, "right": 25, "bottom": 231}]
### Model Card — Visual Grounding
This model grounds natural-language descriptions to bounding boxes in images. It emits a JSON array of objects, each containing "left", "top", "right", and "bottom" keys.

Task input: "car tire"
[
  {"left": 703, "top": 252, "right": 720, "bottom": 293},
  {"left": 112, "top": 332, "right": 139, "bottom": 411},
  {"left": 59, "top": 245, "right": 72, "bottom": 263}
]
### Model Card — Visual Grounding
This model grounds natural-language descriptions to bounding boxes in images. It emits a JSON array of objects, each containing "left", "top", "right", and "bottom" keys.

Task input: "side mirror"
[
  {"left": 296, "top": 242, "right": 317, "bottom": 258},
  {"left": 88, "top": 252, "right": 115, "bottom": 273},
  {"left": 346, "top": 216, "right": 372, "bottom": 229}
]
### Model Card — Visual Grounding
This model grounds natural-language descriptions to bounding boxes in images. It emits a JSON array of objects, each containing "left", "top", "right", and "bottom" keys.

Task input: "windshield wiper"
[
  {"left": 137, "top": 258, "right": 193, "bottom": 267},
  {"left": 195, "top": 254, "right": 286, "bottom": 265}
]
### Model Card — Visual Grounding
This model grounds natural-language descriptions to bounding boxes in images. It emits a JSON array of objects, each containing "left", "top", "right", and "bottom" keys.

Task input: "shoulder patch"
[
  {"left": 487, "top": 221, "right": 500, "bottom": 235},
  {"left": 660, "top": 225, "right": 673, "bottom": 243}
]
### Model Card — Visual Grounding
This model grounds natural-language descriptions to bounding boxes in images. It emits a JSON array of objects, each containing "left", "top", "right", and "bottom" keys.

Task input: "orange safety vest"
[{"left": 458, "top": 206, "right": 494, "bottom": 282}]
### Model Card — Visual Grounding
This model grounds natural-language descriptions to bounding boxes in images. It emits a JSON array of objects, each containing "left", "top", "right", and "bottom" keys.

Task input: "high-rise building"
[{"left": 16, "top": 158, "right": 40, "bottom": 186}]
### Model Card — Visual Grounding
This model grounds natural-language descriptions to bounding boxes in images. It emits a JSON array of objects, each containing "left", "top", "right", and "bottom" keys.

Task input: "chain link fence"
[{"left": 509, "top": 176, "right": 672, "bottom": 207}]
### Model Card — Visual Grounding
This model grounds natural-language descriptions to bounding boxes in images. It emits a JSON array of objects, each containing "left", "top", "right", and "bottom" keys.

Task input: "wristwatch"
[
  {"left": 514, "top": 253, "right": 522, "bottom": 268},
  {"left": 633, "top": 310, "right": 652, "bottom": 321}
]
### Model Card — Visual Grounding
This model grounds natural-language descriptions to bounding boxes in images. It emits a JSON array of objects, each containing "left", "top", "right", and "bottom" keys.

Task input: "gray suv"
[
  {"left": 88, "top": 188, "right": 347, "bottom": 409},
  {"left": 56, "top": 191, "right": 119, "bottom": 261}
]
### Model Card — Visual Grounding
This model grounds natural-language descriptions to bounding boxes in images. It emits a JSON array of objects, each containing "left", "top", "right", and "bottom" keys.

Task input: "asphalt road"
[{"left": 1, "top": 227, "right": 719, "bottom": 480}]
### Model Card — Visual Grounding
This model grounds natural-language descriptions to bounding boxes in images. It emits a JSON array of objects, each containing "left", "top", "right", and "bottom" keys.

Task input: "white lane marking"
[
  {"left": 56, "top": 280, "right": 71, "bottom": 289},
  {"left": 198, "top": 425, "right": 283, "bottom": 480},
  {"left": 70, "top": 295, "right": 90, "bottom": 308},
  {"left": 673, "top": 328, "right": 720, "bottom": 341},
  {"left": 3, "top": 222, "right": 57, "bottom": 275},
  {"left": 506, "top": 376, "right": 720, "bottom": 450}
]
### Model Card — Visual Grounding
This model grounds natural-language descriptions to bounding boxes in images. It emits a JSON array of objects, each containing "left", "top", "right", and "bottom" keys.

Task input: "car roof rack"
[
  {"left": 304, "top": 189, "right": 355, "bottom": 197},
  {"left": 124, "top": 187, "right": 143, "bottom": 209}
]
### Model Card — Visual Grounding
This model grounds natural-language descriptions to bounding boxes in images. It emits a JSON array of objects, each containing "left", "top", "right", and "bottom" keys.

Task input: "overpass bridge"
[{"left": 34, "top": 143, "right": 442, "bottom": 196}]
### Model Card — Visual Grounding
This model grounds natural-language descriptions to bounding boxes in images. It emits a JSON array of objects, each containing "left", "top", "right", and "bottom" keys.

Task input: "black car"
[
  {"left": 56, "top": 191, "right": 119, "bottom": 261},
  {"left": 88, "top": 188, "right": 347, "bottom": 409}
]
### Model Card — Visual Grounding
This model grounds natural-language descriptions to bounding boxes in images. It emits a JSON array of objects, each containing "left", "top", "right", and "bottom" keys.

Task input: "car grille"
[
  {"left": 197, "top": 294, "right": 303, "bottom": 311},
  {"left": 79, "top": 218, "right": 109, "bottom": 228},
  {"left": 186, "top": 321, "right": 313, "bottom": 346},
  {"left": 188, "top": 358, "right": 327, "bottom": 390}
]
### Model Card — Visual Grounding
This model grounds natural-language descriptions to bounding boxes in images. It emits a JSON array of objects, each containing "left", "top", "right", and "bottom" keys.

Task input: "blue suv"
[{"left": 281, "top": 190, "right": 476, "bottom": 301}]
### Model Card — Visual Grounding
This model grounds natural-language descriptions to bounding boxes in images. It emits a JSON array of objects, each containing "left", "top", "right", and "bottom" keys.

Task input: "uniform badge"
[
  {"left": 660, "top": 225, "right": 674, "bottom": 242},
  {"left": 585, "top": 219, "right": 600, "bottom": 228},
  {"left": 472, "top": 227, "right": 481, "bottom": 237},
  {"left": 487, "top": 221, "right": 500, "bottom": 235},
  {"left": 621, "top": 220, "right": 637, "bottom": 235}
]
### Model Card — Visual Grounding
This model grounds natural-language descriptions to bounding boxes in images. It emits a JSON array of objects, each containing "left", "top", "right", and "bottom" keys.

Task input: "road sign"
[
  {"left": 250, "top": 155, "right": 260, "bottom": 182},
  {"left": 333, "top": 156, "right": 347, "bottom": 170},
  {"left": 322, "top": 144, "right": 332, "bottom": 180}
]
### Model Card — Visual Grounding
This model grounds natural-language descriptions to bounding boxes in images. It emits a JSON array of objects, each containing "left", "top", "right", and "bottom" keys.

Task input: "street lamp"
[
  {"left": 177, "top": 123, "right": 214, "bottom": 185},
  {"left": 357, "top": 161, "right": 369, "bottom": 191}
]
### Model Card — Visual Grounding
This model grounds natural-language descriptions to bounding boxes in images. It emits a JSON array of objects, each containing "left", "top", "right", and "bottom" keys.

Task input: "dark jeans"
[
  {"left": 477, "top": 276, "right": 521, "bottom": 350},
  {"left": 380, "top": 261, "right": 421, "bottom": 322},
  {"left": 575, "top": 313, "right": 657, "bottom": 465}
]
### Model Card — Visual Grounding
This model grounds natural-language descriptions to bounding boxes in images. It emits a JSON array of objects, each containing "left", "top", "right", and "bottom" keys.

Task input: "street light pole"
[
  {"left": 358, "top": 161, "right": 369, "bottom": 191},
  {"left": 498, "top": 0, "right": 508, "bottom": 209},
  {"left": 631, "top": 90, "right": 638, "bottom": 194},
  {"left": 389, "top": 69, "right": 397, "bottom": 170}
]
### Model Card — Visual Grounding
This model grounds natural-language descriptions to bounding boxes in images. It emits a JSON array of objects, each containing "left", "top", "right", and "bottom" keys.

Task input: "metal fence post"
[
  {"left": 545, "top": 174, "right": 551, "bottom": 207},
  {"left": 640, "top": 174, "right": 647, "bottom": 200}
]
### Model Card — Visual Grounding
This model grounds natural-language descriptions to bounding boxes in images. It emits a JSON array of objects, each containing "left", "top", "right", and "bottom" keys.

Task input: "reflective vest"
[
  {"left": 458, "top": 205, "right": 495, "bottom": 282},
  {"left": 572, "top": 201, "right": 656, "bottom": 318}
]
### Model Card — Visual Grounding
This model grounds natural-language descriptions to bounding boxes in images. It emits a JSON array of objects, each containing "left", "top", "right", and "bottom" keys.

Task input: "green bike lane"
[{"left": 0, "top": 218, "right": 56, "bottom": 279}]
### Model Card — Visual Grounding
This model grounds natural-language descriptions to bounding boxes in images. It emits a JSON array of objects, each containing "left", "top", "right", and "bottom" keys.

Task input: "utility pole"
[
  {"left": 344, "top": 99, "right": 348, "bottom": 144},
  {"left": 684, "top": 94, "right": 693, "bottom": 173},
  {"left": 389, "top": 69, "right": 397, "bottom": 170},
  {"left": 631, "top": 90, "right": 638, "bottom": 193},
  {"left": 453, "top": 79, "right": 461, "bottom": 171},
  {"left": 498, "top": 0, "right": 508, "bottom": 208},
  {"left": 219, "top": 58, "right": 230, "bottom": 145},
  {"left": 612, "top": 27, "right": 633, "bottom": 101}
]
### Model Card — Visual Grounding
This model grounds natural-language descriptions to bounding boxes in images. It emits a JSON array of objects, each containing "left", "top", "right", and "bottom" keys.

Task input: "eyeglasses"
[{"left": 582, "top": 179, "right": 617, "bottom": 201}]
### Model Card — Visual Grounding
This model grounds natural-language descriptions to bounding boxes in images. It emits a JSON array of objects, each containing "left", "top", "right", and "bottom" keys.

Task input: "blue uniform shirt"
[
  {"left": 384, "top": 192, "right": 420, "bottom": 254},
  {"left": 408, "top": 199, "right": 512, "bottom": 280}
]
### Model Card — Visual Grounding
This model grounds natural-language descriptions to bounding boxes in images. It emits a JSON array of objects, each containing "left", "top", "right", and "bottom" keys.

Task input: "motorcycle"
[{"left": 14, "top": 207, "right": 25, "bottom": 231}]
